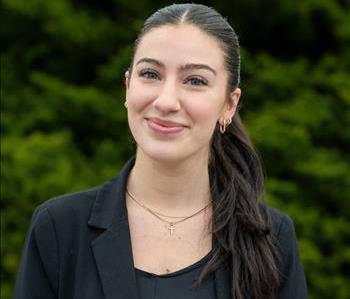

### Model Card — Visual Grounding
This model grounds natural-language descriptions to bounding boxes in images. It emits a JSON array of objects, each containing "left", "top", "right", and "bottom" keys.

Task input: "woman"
[{"left": 14, "top": 3, "right": 307, "bottom": 299}]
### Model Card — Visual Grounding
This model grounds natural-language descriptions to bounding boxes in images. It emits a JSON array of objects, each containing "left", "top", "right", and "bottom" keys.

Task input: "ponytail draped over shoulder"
[{"left": 207, "top": 114, "right": 280, "bottom": 299}]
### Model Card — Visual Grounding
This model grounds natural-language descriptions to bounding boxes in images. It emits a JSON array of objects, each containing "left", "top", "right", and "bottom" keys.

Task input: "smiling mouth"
[{"left": 146, "top": 118, "right": 187, "bottom": 134}]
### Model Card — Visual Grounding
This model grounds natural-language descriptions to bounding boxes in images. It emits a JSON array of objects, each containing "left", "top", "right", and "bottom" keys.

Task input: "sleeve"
[
  {"left": 275, "top": 215, "right": 308, "bottom": 299},
  {"left": 14, "top": 207, "right": 59, "bottom": 299}
]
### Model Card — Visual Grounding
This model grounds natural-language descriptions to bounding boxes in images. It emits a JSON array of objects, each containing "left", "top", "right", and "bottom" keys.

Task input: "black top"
[
  {"left": 135, "top": 250, "right": 216, "bottom": 299},
  {"left": 14, "top": 158, "right": 307, "bottom": 299}
]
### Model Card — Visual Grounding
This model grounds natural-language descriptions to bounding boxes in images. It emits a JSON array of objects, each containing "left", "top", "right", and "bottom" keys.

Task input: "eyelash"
[
  {"left": 138, "top": 69, "right": 208, "bottom": 87},
  {"left": 185, "top": 77, "right": 208, "bottom": 86},
  {"left": 139, "top": 69, "right": 160, "bottom": 80}
]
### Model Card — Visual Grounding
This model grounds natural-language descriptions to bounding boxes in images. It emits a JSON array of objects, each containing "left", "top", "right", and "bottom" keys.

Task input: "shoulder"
[
  {"left": 33, "top": 158, "right": 134, "bottom": 226},
  {"left": 26, "top": 186, "right": 104, "bottom": 250},
  {"left": 38, "top": 184, "right": 102, "bottom": 211},
  {"left": 32, "top": 185, "right": 102, "bottom": 225},
  {"left": 264, "top": 208, "right": 308, "bottom": 297},
  {"left": 265, "top": 206, "right": 296, "bottom": 241},
  {"left": 264, "top": 206, "right": 301, "bottom": 260},
  {"left": 29, "top": 158, "right": 135, "bottom": 235}
]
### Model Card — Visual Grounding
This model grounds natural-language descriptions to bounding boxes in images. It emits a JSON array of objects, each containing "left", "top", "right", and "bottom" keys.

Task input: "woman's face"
[{"left": 125, "top": 24, "right": 240, "bottom": 163}]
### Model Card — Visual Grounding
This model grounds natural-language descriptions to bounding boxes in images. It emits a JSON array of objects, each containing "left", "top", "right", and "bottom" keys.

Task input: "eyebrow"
[
  {"left": 136, "top": 58, "right": 164, "bottom": 68},
  {"left": 136, "top": 58, "right": 217, "bottom": 76}
]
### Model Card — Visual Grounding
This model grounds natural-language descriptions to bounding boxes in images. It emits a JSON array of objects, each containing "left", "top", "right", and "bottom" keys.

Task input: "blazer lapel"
[
  {"left": 88, "top": 159, "right": 138, "bottom": 299},
  {"left": 91, "top": 221, "right": 138, "bottom": 299}
]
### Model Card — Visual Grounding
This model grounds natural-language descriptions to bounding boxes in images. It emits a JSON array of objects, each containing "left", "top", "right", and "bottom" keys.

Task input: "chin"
[
  {"left": 138, "top": 143, "right": 188, "bottom": 164},
  {"left": 136, "top": 140, "right": 210, "bottom": 166}
]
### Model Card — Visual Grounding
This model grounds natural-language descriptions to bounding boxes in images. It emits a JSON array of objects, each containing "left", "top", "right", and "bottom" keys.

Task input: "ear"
[
  {"left": 124, "top": 70, "right": 130, "bottom": 106},
  {"left": 219, "top": 88, "right": 241, "bottom": 124},
  {"left": 125, "top": 70, "right": 130, "bottom": 90}
]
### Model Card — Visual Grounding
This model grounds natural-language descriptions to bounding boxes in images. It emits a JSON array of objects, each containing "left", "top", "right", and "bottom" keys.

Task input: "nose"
[{"left": 152, "top": 79, "right": 181, "bottom": 113}]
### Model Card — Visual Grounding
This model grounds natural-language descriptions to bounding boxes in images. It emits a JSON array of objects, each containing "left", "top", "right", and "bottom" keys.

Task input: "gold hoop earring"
[{"left": 219, "top": 118, "right": 231, "bottom": 134}]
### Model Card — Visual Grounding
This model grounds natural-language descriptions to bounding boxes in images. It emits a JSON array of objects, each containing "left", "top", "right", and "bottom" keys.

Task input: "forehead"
[{"left": 134, "top": 24, "right": 226, "bottom": 70}]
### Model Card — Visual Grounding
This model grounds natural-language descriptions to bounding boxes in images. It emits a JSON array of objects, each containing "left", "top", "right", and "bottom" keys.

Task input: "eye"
[
  {"left": 139, "top": 69, "right": 160, "bottom": 80},
  {"left": 185, "top": 76, "right": 208, "bottom": 86}
]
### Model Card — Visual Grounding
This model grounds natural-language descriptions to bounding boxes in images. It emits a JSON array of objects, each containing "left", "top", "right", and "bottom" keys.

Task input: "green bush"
[{"left": 2, "top": 1, "right": 349, "bottom": 298}]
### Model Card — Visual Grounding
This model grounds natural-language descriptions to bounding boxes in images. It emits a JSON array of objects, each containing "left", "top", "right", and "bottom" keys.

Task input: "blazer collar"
[
  {"left": 88, "top": 157, "right": 232, "bottom": 299},
  {"left": 88, "top": 158, "right": 135, "bottom": 230}
]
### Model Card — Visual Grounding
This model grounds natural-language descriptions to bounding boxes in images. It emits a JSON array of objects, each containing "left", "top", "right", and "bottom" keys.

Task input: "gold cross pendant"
[{"left": 168, "top": 223, "right": 175, "bottom": 236}]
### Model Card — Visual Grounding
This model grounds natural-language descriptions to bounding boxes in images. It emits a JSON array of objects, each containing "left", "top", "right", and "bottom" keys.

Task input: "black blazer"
[{"left": 14, "top": 159, "right": 307, "bottom": 299}]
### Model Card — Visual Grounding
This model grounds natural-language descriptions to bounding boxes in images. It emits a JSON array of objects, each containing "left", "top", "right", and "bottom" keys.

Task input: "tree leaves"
[{"left": 2, "top": 1, "right": 349, "bottom": 298}]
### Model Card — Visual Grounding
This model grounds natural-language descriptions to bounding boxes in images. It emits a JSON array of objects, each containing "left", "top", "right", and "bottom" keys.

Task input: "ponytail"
[{"left": 199, "top": 114, "right": 280, "bottom": 299}]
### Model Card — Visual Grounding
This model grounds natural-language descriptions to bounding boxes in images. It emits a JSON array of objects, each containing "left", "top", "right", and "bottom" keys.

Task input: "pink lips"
[{"left": 146, "top": 117, "right": 187, "bottom": 134}]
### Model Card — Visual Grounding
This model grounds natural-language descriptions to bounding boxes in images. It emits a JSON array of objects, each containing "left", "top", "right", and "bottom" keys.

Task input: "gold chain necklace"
[{"left": 126, "top": 189, "right": 211, "bottom": 236}]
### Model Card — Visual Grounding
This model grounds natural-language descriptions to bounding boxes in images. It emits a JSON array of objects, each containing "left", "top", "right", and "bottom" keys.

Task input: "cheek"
[
  {"left": 127, "top": 81, "right": 157, "bottom": 112},
  {"left": 184, "top": 93, "right": 224, "bottom": 125}
]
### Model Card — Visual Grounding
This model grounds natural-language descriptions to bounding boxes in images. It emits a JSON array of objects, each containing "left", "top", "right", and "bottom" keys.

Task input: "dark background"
[{"left": 1, "top": 0, "right": 350, "bottom": 298}]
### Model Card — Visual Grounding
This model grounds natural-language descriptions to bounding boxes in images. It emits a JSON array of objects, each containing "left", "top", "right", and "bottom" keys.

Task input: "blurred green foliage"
[{"left": 1, "top": 0, "right": 349, "bottom": 298}]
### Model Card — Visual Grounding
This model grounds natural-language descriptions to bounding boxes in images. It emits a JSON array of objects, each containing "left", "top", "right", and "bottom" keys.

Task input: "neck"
[{"left": 127, "top": 149, "right": 211, "bottom": 216}]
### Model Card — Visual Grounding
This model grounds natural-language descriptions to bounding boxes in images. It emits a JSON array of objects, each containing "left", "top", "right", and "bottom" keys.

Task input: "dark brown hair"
[{"left": 129, "top": 4, "right": 280, "bottom": 299}]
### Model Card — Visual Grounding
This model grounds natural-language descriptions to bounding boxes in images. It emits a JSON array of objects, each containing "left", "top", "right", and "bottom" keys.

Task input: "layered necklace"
[{"left": 126, "top": 189, "right": 211, "bottom": 236}]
